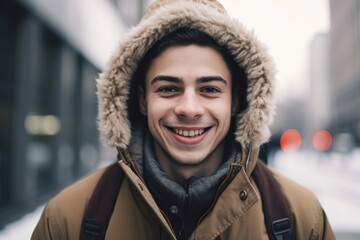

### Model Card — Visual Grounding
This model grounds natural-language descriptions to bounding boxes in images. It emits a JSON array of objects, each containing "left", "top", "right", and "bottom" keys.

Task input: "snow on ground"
[
  {"left": 0, "top": 206, "right": 44, "bottom": 240},
  {"left": 273, "top": 149, "right": 360, "bottom": 233}
]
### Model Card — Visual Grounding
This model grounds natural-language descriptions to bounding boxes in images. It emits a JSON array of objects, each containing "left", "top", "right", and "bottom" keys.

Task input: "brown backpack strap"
[
  {"left": 252, "top": 160, "right": 293, "bottom": 240},
  {"left": 80, "top": 162, "right": 124, "bottom": 240}
]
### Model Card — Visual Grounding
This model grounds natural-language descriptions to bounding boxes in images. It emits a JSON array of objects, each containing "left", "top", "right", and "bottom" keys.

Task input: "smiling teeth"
[{"left": 174, "top": 129, "right": 205, "bottom": 137}]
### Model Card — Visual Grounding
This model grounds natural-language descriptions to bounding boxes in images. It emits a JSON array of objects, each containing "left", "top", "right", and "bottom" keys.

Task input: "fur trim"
[{"left": 97, "top": 0, "right": 276, "bottom": 149}]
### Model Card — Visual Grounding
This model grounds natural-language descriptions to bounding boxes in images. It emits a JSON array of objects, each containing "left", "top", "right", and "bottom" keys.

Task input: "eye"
[
  {"left": 200, "top": 87, "right": 220, "bottom": 93},
  {"left": 157, "top": 86, "right": 179, "bottom": 93},
  {"left": 155, "top": 86, "right": 180, "bottom": 97}
]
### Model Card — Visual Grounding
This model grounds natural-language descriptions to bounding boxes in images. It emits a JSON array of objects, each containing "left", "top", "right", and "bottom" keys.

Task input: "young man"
[{"left": 32, "top": 0, "right": 335, "bottom": 239}]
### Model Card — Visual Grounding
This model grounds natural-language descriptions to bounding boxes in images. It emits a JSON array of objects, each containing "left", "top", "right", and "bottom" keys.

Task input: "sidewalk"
[
  {"left": 0, "top": 206, "right": 43, "bottom": 240},
  {"left": 273, "top": 150, "right": 360, "bottom": 237}
]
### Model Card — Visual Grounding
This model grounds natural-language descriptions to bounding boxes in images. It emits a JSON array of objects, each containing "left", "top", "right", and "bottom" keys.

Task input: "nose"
[{"left": 174, "top": 90, "right": 204, "bottom": 119}]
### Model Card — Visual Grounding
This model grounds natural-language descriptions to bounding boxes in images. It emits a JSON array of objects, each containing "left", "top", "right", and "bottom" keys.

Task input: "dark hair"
[{"left": 128, "top": 28, "right": 248, "bottom": 128}]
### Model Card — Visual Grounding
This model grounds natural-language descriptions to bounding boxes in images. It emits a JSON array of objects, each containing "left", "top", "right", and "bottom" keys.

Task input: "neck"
[{"left": 155, "top": 142, "right": 226, "bottom": 183}]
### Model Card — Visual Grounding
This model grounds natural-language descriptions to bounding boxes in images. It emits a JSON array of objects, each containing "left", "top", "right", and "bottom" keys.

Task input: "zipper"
[
  {"left": 178, "top": 182, "right": 190, "bottom": 240},
  {"left": 118, "top": 148, "right": 179, "bottom": 239}
]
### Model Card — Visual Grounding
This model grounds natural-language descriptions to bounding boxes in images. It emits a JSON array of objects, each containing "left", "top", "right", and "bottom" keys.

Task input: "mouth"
[{"left": 168, "top": 127, "right": 211, "bottom": 138}]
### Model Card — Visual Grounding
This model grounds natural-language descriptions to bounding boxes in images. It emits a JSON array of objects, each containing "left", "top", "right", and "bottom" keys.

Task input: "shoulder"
[
  {"left": 269, "top": 167, "right": 330, "bottom": 239},
  {"left": 270, "top": 167, "right": 321, "bottom": 213},
  {"left": 49, "top": 166, "right": 108, "bottom": 209},
  {"left": 33, "top": 166, "right": 110, "bottom": 239},
  {"left": 270, "top": 168, "right": 319, "bottom": 205}
]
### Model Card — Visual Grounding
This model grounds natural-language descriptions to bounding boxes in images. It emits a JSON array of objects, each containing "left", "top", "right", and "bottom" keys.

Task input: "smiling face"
[{"left": 140, "top": 45, "right": 237, "bottom": 181}]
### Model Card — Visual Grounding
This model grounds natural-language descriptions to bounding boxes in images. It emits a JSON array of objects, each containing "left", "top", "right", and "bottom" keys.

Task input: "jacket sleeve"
[
  {"left": 271, "top": 170, "right": 336, "bottom": 240},
  {"left": 31, "top": 169, "right": 107, "bottom": 240},
  {"left": 31, "top": 205, "right": 60, "bottom": 240},
  {"left": 321, "top": 210, "right": 336, "bottom": 240}
]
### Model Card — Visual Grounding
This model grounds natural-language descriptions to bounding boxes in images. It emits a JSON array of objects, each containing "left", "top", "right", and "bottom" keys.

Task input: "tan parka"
[
  {"left": 32, "top": 0, "right": 335, "bottom": 239},
  {"left": 32, "top": 148, "right": 335, "bottom": 239}
]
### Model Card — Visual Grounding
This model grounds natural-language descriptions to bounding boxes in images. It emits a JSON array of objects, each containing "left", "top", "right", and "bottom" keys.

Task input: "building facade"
[
  {"left": 307, "top": 33, "right": 331, "bottom": 138},
  {"left": 329, "top": 0, "right": 360, "bottom": 147},
  {"left": 0, "top": 0, "right": 147, "bottom": 228}
]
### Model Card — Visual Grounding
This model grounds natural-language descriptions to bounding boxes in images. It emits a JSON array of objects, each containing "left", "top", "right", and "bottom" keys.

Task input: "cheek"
[
  {"left": 214, "top": 102, "right": 230, "bottom": 111},
  {"left": 145, "top": 97, "right": 173, "bottom": 129},
  {"left": 207, "top": 98, "right": 232, "bottom": 119},
  {"left": 147, "top": 97, "right": 171, "bottom": 116}
]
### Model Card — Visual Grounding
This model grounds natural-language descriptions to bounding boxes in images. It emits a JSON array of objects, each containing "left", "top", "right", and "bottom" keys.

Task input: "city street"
[
  {"left": 1, "top": 1, "right": 359, "bottom": 240},
  {"left": 272, "top": 149, "right": 360, "bottom": 239},
  {"left": 1, "top": 150, "right": 360, "bottom": 239}
]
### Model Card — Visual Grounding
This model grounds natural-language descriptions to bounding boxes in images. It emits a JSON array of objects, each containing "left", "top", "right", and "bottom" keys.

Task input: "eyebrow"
[
  {"left": 150, "top": 75, "right": 227, "bottom": 85},
  {"left": 150, "top": 75, "right": 182, "bottom": 85},
  {"left": 196, "top": 76, "right": 227, "bottom": 85}
]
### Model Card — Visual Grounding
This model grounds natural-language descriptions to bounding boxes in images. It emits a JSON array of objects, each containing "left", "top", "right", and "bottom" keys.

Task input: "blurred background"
[{"left": 0, "top": 0, "right": 359, "bottom": 239}]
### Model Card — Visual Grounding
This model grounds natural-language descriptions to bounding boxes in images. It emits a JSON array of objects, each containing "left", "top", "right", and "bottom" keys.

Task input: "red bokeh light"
[
  {"left": 280, "top": 129, "right": 302, "bottom": 152},
  {"left": 312, "top": 130, "right": 332, "bottom": 152}
]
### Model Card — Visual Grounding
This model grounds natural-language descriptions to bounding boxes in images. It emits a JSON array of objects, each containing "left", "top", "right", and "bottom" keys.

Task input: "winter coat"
[
  {"left": 32, "top": 0, "right": 335, "bottom": 239},
  {"left": 32, "top": 148, "right": 334, "bottom": 240}
]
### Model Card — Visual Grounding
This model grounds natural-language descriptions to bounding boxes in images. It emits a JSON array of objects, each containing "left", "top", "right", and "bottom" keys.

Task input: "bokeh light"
[
  {"left": 312, "top": 130, "right": 332, "bottom": 152},
  {"left": 280, "top": 129, "right": 302, "bottom": 152}
]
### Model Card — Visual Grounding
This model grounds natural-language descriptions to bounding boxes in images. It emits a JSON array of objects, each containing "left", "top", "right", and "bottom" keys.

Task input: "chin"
[{"left": 171, "top": 152, "right": 209, "bottom": 166}]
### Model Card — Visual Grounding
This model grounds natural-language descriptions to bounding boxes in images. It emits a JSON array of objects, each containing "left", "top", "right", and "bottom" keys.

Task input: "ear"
[
  {"left": 231, "top": 91, "right": 239, "bottom": 116},
  {"left": 138, "top": 87, "right": 147, "bottom": 116}
]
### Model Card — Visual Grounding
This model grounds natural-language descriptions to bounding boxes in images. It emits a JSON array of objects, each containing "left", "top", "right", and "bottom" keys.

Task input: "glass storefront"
[{"left": 0, "top": 2, "right": 99, "bottom": 226}]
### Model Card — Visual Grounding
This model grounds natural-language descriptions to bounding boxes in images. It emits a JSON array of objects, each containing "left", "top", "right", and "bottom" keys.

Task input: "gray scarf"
[{"left": 143, "top": 134, "right": 237, "bottom": 239}]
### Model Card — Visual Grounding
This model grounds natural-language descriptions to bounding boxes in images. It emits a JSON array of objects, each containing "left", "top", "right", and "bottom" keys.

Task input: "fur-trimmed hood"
[{"left": 97, "top": 0, "right": 276, "bottom": 150}]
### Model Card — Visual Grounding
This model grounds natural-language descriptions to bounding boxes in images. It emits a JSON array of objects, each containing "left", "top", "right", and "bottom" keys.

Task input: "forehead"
[{"left": 145, "top": 45, "right": 232, "bottom": 85}]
